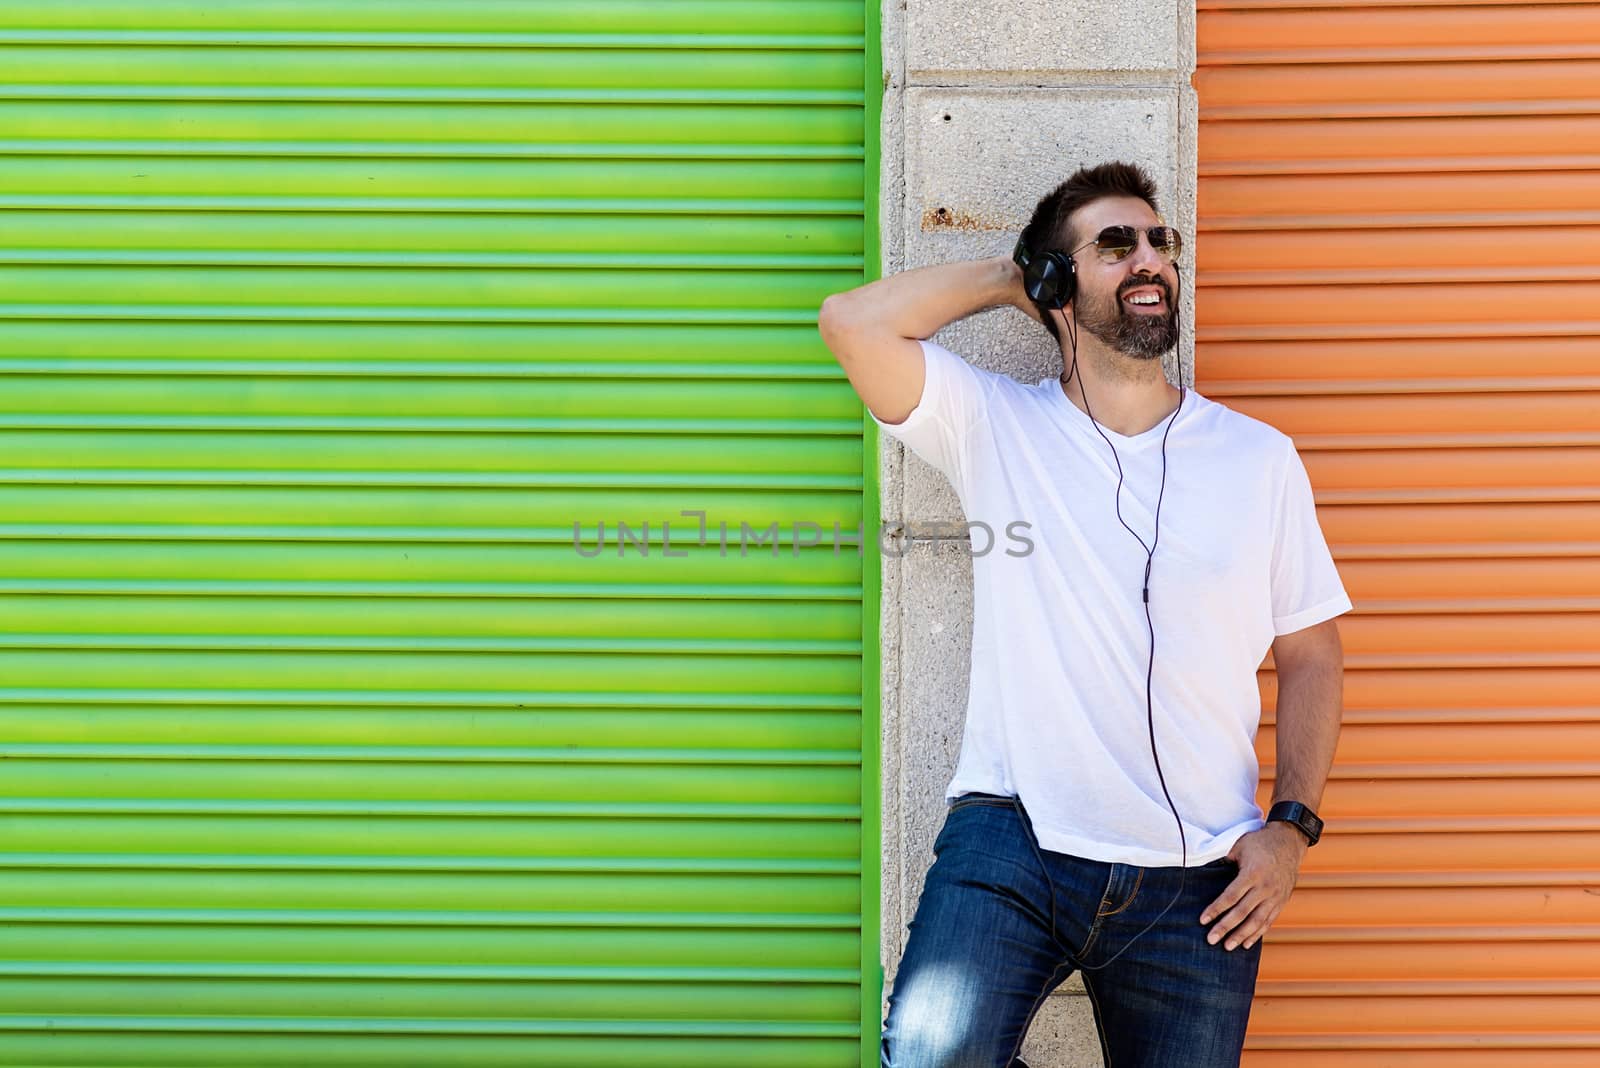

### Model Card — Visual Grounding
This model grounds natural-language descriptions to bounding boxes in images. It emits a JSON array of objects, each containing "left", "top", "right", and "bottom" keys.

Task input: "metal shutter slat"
[
  {"left": 0, "top": 1, "right": 871, "bottom": 1064},
  {"left": 1198, "top": 1, "right": 1600, "bottom": 1061}
]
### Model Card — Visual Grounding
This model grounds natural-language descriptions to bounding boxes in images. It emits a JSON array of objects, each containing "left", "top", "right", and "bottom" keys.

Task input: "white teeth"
[{"left": 1127, "top": 294, "right": 1160, "bottom": 305}]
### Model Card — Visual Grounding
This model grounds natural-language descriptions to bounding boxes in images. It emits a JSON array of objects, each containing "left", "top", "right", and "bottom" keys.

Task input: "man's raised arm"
[{"left": 817, "top": 257, "right": 1041, "bottom": 425}]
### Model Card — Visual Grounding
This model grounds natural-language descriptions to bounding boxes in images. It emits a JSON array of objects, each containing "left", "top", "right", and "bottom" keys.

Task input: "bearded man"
[{"left": 818, "top": 161, "right": 1350, "bottom": 1068}]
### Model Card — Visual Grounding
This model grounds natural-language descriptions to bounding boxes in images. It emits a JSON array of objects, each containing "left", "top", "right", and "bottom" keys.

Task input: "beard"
[{"left": 1074, "top": 274, "right": 1179, "bottom": 360}]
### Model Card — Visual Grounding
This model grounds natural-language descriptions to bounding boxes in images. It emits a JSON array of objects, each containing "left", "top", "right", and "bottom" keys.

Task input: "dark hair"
[{"left": 1018, "top": 161, "right": 1163, "bottom": 341}]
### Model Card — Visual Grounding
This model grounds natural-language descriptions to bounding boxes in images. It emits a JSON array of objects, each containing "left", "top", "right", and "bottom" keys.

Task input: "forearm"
[
  {"left": 1270, "top": 652, "right": 1344, "bottom": 810},
  {"left": 821, "top": 256, "right": 1033, "bottom": 340},
  {"left": 1204, "top": 629, "right": 1345, "bottom": 952}
]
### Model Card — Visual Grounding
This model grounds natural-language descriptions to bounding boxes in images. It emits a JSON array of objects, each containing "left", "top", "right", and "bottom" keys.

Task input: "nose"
[{"left": 1125, "top": 230, "right": 1167, "bottom": 277}]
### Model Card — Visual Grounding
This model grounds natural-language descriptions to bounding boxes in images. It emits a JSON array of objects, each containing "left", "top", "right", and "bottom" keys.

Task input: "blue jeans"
[{"left": 881, "top": 793, "right": 1262, "bottom": 1068}]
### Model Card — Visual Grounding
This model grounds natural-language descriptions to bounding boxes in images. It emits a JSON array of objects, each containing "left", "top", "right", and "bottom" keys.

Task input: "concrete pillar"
[{"left": 878, "top": 1, "right": 1198, "bottom": 1063}]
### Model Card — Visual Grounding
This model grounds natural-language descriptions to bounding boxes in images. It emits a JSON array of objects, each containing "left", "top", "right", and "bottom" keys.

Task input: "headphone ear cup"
[
  {"left": 1026, "top": 252, "right": 1075, "bottom": 310},
  {"left": 1024, "top": 253, "right": 1074, "bottom": 311},
  {"left": 1020, "top": 256, "right": 1055, "bottom": 309},
  {"left": 1047, "top": 252, "right": 1076, "bottom": 308}
]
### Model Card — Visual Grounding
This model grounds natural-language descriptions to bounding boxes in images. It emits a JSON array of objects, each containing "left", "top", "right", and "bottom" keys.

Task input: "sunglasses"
[{"left": 1070, "top": 225, "right": 1183, "bottom": 265}]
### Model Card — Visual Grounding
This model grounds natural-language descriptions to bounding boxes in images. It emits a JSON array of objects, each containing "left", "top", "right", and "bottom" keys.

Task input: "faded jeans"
[{"left": 881, "top": 793, "right": 1263, "bottom": 1068}]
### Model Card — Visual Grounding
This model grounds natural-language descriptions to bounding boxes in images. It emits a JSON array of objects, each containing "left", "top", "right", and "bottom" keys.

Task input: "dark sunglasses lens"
[
  {"left": 1094, "top": 226, "right": 1137, "bottom": 261},
  {"left": 1151, "top": 227, "right": 1183, "bottom": 262}
]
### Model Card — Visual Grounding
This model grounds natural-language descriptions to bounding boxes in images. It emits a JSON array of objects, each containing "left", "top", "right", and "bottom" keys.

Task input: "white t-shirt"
[{"left": 873, "top": 339, "right": 1352, "bottom": 866}]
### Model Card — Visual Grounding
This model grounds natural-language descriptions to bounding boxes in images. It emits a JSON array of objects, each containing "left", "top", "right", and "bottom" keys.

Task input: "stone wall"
[{"left": 877, "top": 2, "right": 1199, "bottom": 1062}]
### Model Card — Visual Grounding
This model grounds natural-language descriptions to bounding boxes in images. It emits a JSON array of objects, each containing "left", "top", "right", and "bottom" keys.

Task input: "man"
[{"left": 817, "top": 161, "right": 1350, "bottom": 1067}]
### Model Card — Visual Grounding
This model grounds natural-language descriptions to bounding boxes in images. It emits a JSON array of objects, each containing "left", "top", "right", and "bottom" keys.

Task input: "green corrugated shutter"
[{"left": 0, "top": 2, "right": 874, "bottom": 1065}]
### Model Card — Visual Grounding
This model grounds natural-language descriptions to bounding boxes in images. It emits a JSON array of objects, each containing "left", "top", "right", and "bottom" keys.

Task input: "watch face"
[{"left": 1272, "top": 802, "right": 1322, "bottom": 845}]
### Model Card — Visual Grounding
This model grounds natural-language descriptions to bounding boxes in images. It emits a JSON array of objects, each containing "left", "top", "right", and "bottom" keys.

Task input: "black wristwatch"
[{"left": 1267, "top": 801, "right": 1323, "bottom": 847}]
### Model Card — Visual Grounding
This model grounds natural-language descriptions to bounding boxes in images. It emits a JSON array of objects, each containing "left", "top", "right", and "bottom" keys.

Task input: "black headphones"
[{"left": 1012, "top": 235, "right": 1077, "bottom": 310}]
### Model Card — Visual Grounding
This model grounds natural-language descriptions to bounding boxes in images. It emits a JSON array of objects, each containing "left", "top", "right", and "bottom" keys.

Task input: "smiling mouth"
[{"left": 1122, "top": 292, "right": 1165, "bottom": 311}]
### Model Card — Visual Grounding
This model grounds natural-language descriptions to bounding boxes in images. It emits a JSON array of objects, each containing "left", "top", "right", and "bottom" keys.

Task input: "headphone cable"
[{"left": 1060, "top": 311, "right": 1189, "bottom": 971}]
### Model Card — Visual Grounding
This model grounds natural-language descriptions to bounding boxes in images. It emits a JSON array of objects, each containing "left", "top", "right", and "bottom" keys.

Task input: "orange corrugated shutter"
[{"left": 1196, "top": 1, "right": 1600, "bottom": 1063}]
